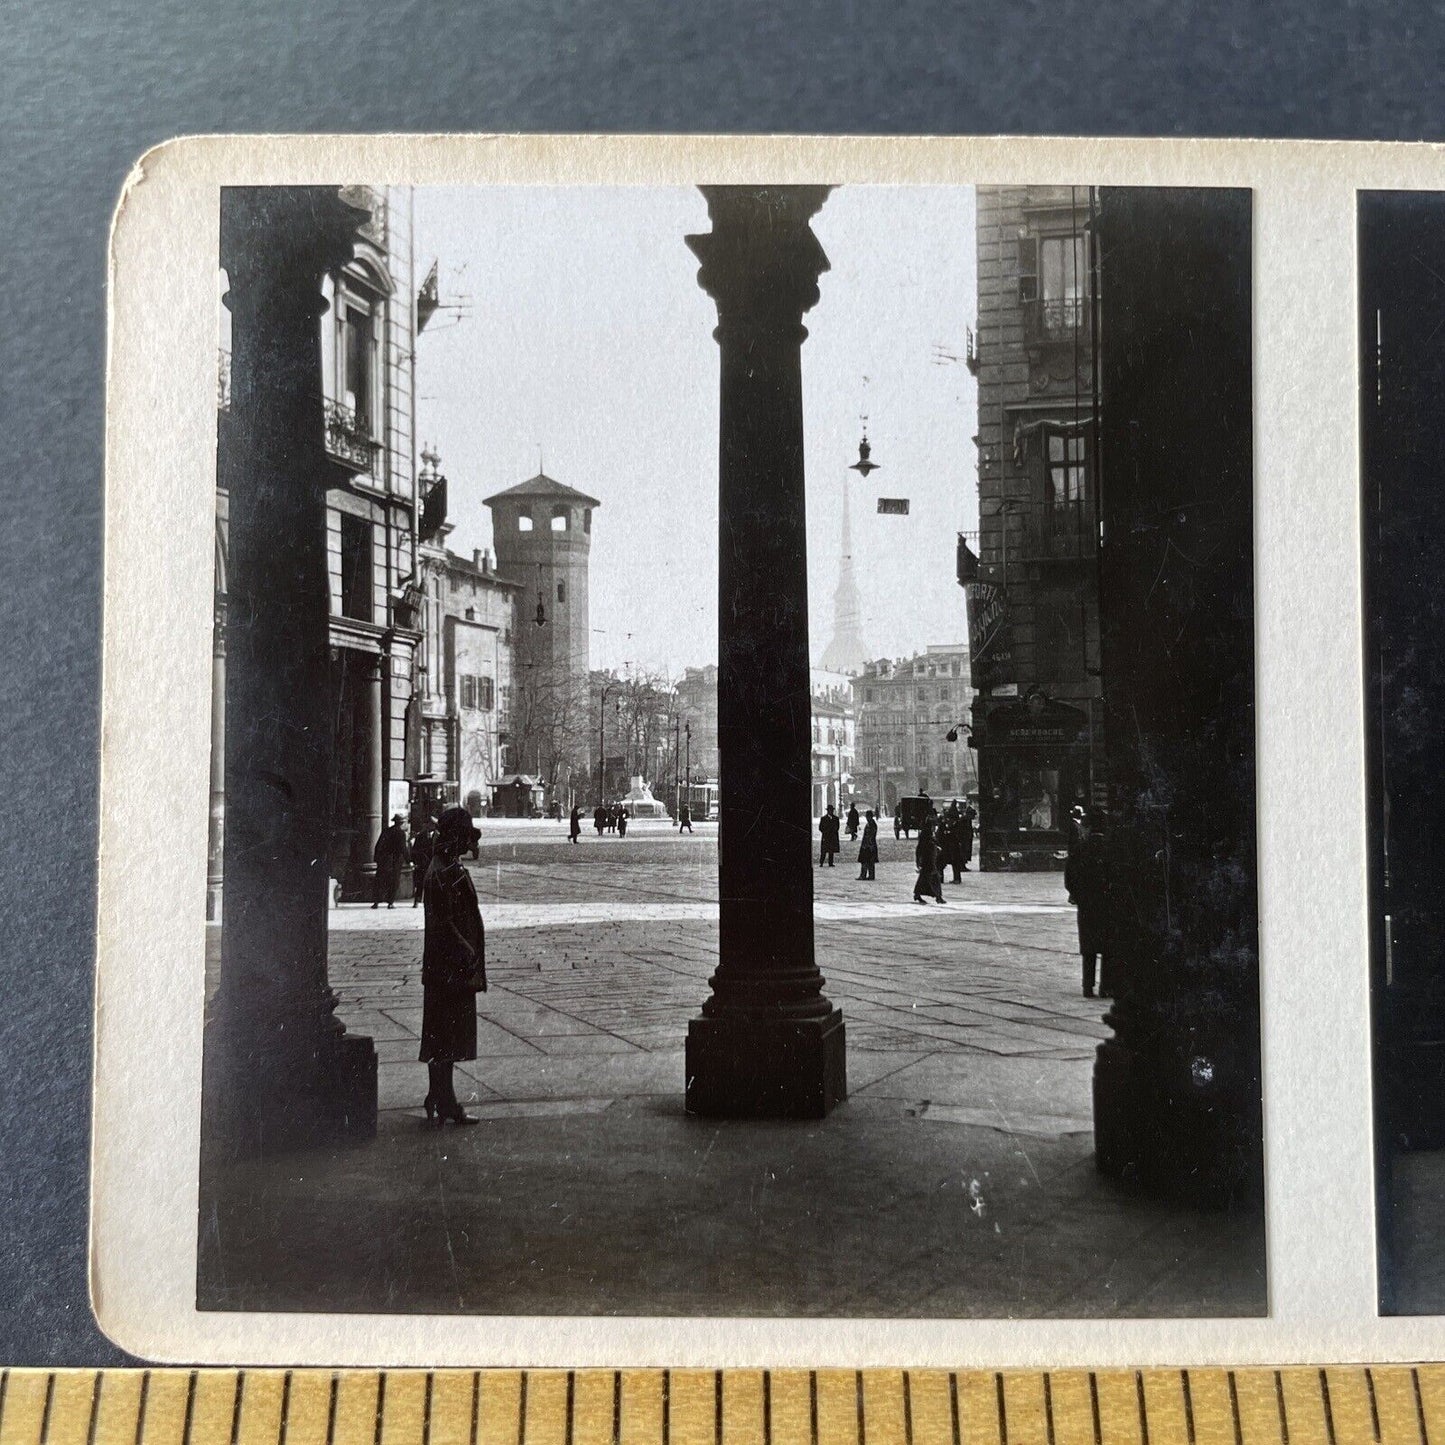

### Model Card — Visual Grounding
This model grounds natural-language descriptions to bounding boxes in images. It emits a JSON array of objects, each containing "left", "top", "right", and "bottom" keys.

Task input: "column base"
[
  {"left": 1383, "top": 1038, "right": 1445, "bottom": 1151},
  {"left": 1093, "top": 1034, "right": 1262, "bottom": 1209},
  {"left": 686, "top": 1009, "right": 847, "bottom": 1119},
  {"left": 204, "top": 1026, "right": 377, "bottom": 1158}
]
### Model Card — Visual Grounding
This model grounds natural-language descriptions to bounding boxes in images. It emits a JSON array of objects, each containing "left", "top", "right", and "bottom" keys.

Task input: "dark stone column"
[
  {"left": 1089, "top": 188, "right": 1261, "bottom": 1207},
  {"left": 205, "top": 600, "right": 226, "bottom": 924},
  {"left": 684, "top": 186, "right": 847, "bottom": 1119},
  {"left": 205, "top": 187, "right": 377, "bottom": 1156}
]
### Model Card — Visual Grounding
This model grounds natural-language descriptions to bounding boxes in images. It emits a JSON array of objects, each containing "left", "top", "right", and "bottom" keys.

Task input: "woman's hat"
[{"left": 438, "top": 804, "right": 481, "bottom": 845}]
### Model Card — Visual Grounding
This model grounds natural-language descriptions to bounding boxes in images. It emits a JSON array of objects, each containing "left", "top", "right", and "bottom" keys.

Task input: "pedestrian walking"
[
  {"left": 594, "top": 804, "right": 605, "bottom": 836},
  {"left": 371, "top": 813, "right": 410, "bottom": 909},
  {"left": 857, "top": 809, "right": 879, "bottom": 880},
  {"left": 409, "top": 817, "right": 438, "bottom": 907},
  {"left": 617, "top": 809, "right": 628, "bottom": 837},
  {"left": 419, "top": 805, "right": 485, "bottom": 1126},
  {"left": 678, "top": 801, "right": 693, "bottom": 833},
  {"left": 846, "top": 802, "right": 860, "bottom": 842},
  {"left": 1064, "top": 807, "right": 1113, "bottom": 998},
  {"left": 940, "top": 802, "right": 965, "bottom": 883},
  {"left": 959, "top": 803, "right": 975, "bottom": 871},
  {"left": 893, "top": 811, "right": 902, "bottom": 840},
  {"left": 913, "top": 815, "right": 945, "bottom": 904},
  {"left": 819, "top": 804, "right": 841, "bottom": 867},
  {"left": 569, "top": 804, "right": 582, "bottom": 844}
]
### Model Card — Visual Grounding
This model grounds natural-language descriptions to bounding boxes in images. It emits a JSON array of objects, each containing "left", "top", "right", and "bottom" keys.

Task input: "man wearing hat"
[
  {"left": 1063, "top": 806, "right": 1113, "bottom": 998},
  {"left": 371, "top": 812, "right": 411, "bottom": 910}
]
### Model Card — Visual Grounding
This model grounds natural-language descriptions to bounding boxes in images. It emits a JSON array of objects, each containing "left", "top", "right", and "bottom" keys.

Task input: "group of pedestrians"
[
  {"left": 815, "top": 798, "right": 977, "bottom": 899},
  {"left": 590, "top": 803, "right": 630, "bottom": 837}
]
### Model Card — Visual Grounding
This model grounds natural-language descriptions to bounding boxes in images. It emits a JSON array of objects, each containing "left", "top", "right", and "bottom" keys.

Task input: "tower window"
[
  {"left": 557, "top": 581, "right": 566, "bottom": 603},
  {"left": 551, "top": 507, "right": 569, "bottom": 532},
  {"left": 584, "top": 508, "right": 592, "bottom": 533},
  {"left": 518, "top": 507, "right": 534, "bottom": 532}
]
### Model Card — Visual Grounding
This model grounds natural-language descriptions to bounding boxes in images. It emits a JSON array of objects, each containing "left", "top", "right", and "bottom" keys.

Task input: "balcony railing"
[
  {"left": 324, "top": 399, "right": 381, "bottom": 476},
  {"left": 1021, "top": 500, "right": 1097, "bottom": 561},
  {"left": 1023, "top": 295, "right": 1090, "bottom": 347}
]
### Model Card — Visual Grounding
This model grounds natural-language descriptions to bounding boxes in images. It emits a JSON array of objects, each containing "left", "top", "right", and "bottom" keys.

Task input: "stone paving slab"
[{"left": 200, "top": 834, "right": 1263, "bottom": 1318}]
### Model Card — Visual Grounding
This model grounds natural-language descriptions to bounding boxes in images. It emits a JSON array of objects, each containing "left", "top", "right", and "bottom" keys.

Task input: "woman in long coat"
[
  {"left": 913, "top": 816, "right": 945, "bottom": 904},
  {"left": 857, "top": 809, "right": 879, "bottom": 880},
  {"left": 1063, "top": 807, "right": 1112, "bottom": 998},
  {"left": 420, "top": 805, "right": 487, "bottom": 1125}
]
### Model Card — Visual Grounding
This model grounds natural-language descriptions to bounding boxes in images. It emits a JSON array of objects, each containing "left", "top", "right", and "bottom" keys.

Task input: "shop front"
[{"left": 974, "top": 688, "right": 1091, "bottom": 871}]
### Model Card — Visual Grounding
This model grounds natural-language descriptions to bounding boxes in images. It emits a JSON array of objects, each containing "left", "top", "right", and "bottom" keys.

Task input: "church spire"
[{"left": 820, "top": 430, "right": 874, "bottom": 674}]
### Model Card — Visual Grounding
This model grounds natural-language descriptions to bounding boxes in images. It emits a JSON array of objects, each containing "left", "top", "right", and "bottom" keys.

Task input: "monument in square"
[{"left": 622, "top": 774, "right": 670, "bottom": 819}]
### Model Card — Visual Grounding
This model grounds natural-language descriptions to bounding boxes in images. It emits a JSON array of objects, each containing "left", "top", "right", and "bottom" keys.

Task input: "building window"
[
  {"left": 1040, "top": 234, "right": 1087, "bottom": 333},
  {"left": 460, "top": 675, "right": 477, "bottom": 710},
  {"left": 464, "top": 606, "right": 476, "bottom": 621},
  {"left": 338, "top": 513, "right": 372, "bottom": 622},
  {"left": 1047, "top": 430, "right": 1088, "bottom": 507},
  {"left": 518, "top": 507, "right": 534, "bottom": 532},
  {"left": 557, "top": 581, "right": 566, "bottom": 604},
  {"left": 584, "top": 508, "right": 592, "bottom": 533},
  {"left": 551, "top": 507, "right": 569, "bottom": 532},
  {"left": 478, "top": 675, "right": 495, "bottom": 711},
  {"left": 341, "top": 302, "right": 375, "bottom": 434}
]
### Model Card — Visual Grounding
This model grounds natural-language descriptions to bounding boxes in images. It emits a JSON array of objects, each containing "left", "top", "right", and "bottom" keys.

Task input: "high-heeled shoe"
[
  {"left": 442, "top": 1101, "right": 480, "bottom": 1126},
  {"left": 423, "top": 1094, "right": 444, "bottom": 1125}
]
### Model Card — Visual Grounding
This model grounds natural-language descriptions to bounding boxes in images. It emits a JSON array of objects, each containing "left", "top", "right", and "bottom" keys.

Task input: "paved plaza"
[{"left": 199, "top": 821, "right": 1266, "bottom": 1318}]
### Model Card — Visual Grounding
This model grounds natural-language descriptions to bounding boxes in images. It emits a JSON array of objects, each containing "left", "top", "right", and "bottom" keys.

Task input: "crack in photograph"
[{"left": 196, "top": 180, "right": 1265, "bottom": 1318}]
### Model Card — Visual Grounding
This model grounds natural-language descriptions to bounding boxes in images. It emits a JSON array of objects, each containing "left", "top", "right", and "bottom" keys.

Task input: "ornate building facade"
[
  {"left": 211, "top": 184, "right": 427, "bottom": 911},
  {"left": 851, "top": 643, "right": 974, "bottom": 813},
  {"left": 962, "top": 185, "right": 1103, "bottom": 871}
]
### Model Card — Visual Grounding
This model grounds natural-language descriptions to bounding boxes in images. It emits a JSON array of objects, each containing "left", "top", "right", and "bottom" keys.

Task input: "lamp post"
[
  {"left": 598, "top": 679, "right": 611, "bottom": 803},
  {"left": 673, "top": 712, "right": 682, "bottom": 825},
  {"left": 684, "top": 721, "right": 692, "bottom": 816}
]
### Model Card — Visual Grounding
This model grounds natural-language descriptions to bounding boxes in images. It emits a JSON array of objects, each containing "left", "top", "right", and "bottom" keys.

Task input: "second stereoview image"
[{"left": 198, "top": 181, "right": 1263, "bottom": 1318}]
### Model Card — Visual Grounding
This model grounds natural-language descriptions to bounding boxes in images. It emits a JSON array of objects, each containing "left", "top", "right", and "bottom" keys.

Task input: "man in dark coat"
[
  {"left": 569, "top": 805, "right": 582, "bottom": 844},
  {"left": 1064, "top": 807, "right": 1112, "bottom": 998},
  {"left": 819, "top": 805, "right": 841, "bottom": 867},
  {"left": 594, "top": 804, "right": 605, "bottom": 835},
  {"left": 857, "top": 809, "right": 879, "bottom": 880},
  {"left": 845, "top": 803, "right": 860, "bottom": 842},
  {"left": 409, "top": 818, "right": 438, "bottom": 907},
  {"left": 913, "top": 815, "right": 945, "bottom": 904},
  {"left": 678, "top": 801, "right": 693, "bottom": 832},
  {"left": 959, "top": 803, "right": 975, "bottom": 871},
  {"left": 372, "top": 813, "right": 410, "bottom": 909},
  {"left": 420, "top": 805, "right": 485, "bottom": 1125},
  {"left": 940, "top": 802, "right": 965, "bottom": 883}
]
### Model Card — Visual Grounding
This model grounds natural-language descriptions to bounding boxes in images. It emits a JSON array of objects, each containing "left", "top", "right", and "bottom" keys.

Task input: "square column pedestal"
[{"left": 687, "top": 1011, "right": 847, "bottom": 1119}]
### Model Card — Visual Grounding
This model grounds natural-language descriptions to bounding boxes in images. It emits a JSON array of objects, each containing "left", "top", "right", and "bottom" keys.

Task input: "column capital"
[
  {"left": 686, "top": 186, "right": 832, "bottom": 344},
  {"left": 220, "top": 186, "right": 370, "bottom": 318}
]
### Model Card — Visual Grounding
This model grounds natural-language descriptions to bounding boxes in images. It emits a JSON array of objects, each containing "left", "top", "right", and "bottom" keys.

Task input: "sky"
[{"left": 412, "top": 185, "right": 978, "bottom": 678}]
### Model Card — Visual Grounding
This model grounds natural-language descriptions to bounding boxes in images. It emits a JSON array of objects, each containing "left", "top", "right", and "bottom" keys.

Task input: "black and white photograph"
[
  {"left": 1362, "top": 189, "right": 1445, "bottom": 1317},
  {"left": 188, "top": 176, "right": 1265, "bottom": 1321}
]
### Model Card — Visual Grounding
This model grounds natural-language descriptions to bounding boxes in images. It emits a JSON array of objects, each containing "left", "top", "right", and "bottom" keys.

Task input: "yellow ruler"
[{"left": 0, "top": 1369, "right": 1439, "bottom": 1445}]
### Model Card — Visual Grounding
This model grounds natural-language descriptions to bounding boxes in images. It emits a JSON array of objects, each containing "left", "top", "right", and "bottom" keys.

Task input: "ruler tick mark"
[
  {"left": 714, "top": 1373, "right": 722, "bottom": 1445},
  {"left": 949, "top": 1375, "right": 961, "bottom": 1445},
  {"left": 1321, "top": 1371, "right": 1337, "bottom": 1445},
  {"left": 1135, "top": 1373, "right": 1148, "bottom": 1445},
  {"left": 1088, "top": 1374, "right": 1101, "bottom": 1445},
  {"left": 1227, "top": 1372, "right": 1242, "bottom": 1445},
  {"left": 566, "top": 1374, "right": 576, "bottom": 1445},
  {"left": 86, "top": 1370, "right": 104, "bottom": 1445},
  {"left": 856, "top": 1372, "right": 866, "bottom": 1445},
  {"left": 1043, "top": 1375, "right": 1055, "bottom": 1445},
  {"left": 662, "top": 1372, "right": 670, "bottom": 1445},
  {"left": 40, "top": 1373, "right": 56, "bottom": 1445},
  {"left": 280, "top": 1373, "right": 293, "bottom": 1445},
  {"left": 1181, "top": 1372, "right": 1196, "bottom": 1445},
  {"left": 996, "top": 1374, "right": 1007, "bottom": 1445},
  {"left": 421, "top": 1375, "right": 432, "bottom": 1445},
  {"left": 134, "top": 1371, "right": 151, "bottom": 1445},
  {"left": 229, "top": 1373, "right": 245, "bottom": 1445},
  {"left": 810, "top": 1373, "right": 820, "bottom": 1445},
  {"left": 764, "top": 1372, "right": 772, "bottom": 1445},
  {"left": 519, "top": 1372, "right": 528, "bottom": 1445},
  {"left": 182, "top": 1373, "right": 199, "bottom": 1445},
  {"left": 614, "top": 1373, "right": 622, "bottom": 1445},
  {"left": 1366, "top": 1369, "right": 1381, "bottom": 1443},
  {"left": 374, "top": 1374, "right": 387, "bottom": 1445},
  {"left": 325, "top": 1376, "right": 339, "bottom": 1445},
  {"left": 904, "top": 1372, "right": 914, "bottom": 1445},
  {"left": 1415, "top": 1369, "right": 1431, "bottom": 1445},
  {"left": 470, "top": 1374, "right": 480, "bottom": 1445},
  {"left": 1274, "top": 1373, "right": 1289, "bottom": 1445}
]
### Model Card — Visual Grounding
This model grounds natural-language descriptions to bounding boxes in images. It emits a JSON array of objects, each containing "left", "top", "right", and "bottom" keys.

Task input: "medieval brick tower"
[{"left": 484, "top": 471, "right": 599, "bottom": 683}]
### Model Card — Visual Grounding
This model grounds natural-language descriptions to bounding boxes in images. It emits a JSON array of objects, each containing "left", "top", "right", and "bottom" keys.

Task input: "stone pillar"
[
  {"left": 684, "top": 186, "right": 846, "bottom": 1119},
  {"left": 1088, "top": 187, "right": 1260, "bottom": 1206},
  {"left": 205, "top": 187, "right": 377, "bottom": 1156},
  {"left": 205, "top": 602, "right": 226, "bottom": 923}
]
